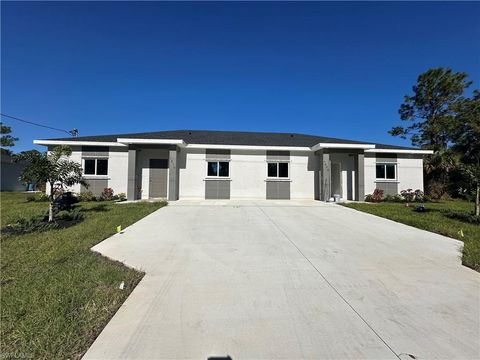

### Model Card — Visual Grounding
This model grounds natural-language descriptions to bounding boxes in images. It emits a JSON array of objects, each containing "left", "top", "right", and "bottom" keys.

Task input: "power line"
[{"left": 0, "top": 113, "right": 78, "bottom": 136}]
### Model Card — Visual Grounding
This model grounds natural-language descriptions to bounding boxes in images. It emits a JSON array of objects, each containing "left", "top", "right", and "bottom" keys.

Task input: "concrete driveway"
[{"left": 84, "top": 200, "right": 479, "bottom": 360}]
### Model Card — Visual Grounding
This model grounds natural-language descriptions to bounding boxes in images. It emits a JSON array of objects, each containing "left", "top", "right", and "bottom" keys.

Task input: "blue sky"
[{"left": 2, "top": 1, "right": 479, "bottom": 152}]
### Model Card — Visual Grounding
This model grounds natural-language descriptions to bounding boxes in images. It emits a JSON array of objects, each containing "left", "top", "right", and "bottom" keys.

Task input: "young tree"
[
  {"left": 451, "top": 90, "right": 480, "bottom": 215},
  {"left": 1, "top": 124, "right": 19, "bottom": 155},
  {"left": 390, "top": 68, "right": 472, "bottom": 151},
  {"left": 16, "top": 146, "right": 88, "bottom": 222}
]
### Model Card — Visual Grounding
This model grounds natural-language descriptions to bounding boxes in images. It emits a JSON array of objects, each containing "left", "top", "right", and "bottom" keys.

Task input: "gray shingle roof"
[{"left": 43, "top": 129, "right": 418, "bottom": 150}]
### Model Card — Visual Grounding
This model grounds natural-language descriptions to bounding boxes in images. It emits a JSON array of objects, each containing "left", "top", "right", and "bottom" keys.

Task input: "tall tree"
[
  {"left": 390, "top": 68, "right": 472, "bottom": 151},
  {"left": 16, "top": 146, "right": 88, "bottom": 222},
  {"left": 451, "top": 90, "right": 480, "bottom": 215},
  {"left": 1, "top": 124, "right": 19, "bottom": 155}
]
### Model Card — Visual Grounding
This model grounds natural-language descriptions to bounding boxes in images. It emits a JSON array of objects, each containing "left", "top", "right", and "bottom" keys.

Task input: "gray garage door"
[{"left": 149, "top": 159, "right": 168, "bottom": 198}]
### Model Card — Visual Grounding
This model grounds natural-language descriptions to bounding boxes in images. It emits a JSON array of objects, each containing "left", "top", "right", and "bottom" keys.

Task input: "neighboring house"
[
  {"left": 33, "top": 130, "right": 432, "bottom": 201},
  {"left": 1, "top": 152, "right": 27, "bottom": 192}
]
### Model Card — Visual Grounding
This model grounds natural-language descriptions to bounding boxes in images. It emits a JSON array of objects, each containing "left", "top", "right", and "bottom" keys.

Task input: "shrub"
[
  {"left": 2, "top": 208, "right": 85, "bottom": 235},
  {"left": 56, "top": 208, "right": 84, "bottom": 222},
  {"left": 116, "top": 192, "right": 126, "bottom": 202},
  {"left": 37, "top": 193, "right": 50, "bottom": 202},
  {"left": 53, "top": 192, "right": 79, "bottom": 211},
  {"left": 78, "top": 191, "right": 96, "bottom": 202},
  {"left": 400, "top": 189, "right": 415, "bottom": 203},
  {"left": 25, "top": 193, "right": 50, "bottom": 203},
  {"left": 400, "top": 189, "right": 428, "bottom": 203},
  {"left": 365, "top": 188, "right": 384, "bottom": 202},
  {"left": 442, "top": 210, "right": 480, "bottom": 225},
  {"left": 100, "top": 188, "right": 115, "bottom": 201},
  {"left": 383, "top": 194, "right": 404, "bottom": 203}
]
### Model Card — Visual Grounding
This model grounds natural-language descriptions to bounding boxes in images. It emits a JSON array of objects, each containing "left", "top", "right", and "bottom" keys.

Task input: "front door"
[{"left": 149, "top": 159, "right": 168, "bottom": 198}]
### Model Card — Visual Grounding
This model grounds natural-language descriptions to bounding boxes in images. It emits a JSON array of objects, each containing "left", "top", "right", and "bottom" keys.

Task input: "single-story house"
[{"left": 34, "top": 130, "right": 432, "bottom": 201}]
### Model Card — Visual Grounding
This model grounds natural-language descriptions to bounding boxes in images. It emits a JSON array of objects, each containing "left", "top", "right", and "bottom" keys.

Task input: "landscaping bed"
[
  {"left": 342, "top": 200, "right": 480, "bottom": 272},
  {"left": 0, "top": 192, "right": 166, "bottom": 359}
]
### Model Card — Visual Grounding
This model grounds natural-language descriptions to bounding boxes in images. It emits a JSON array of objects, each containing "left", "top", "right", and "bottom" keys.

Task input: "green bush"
[
  {"left": 25, "top": 193, "right": 49, "bottom": 203},
  {"left": 383, "top": 194, "right": 405, "bottom": 203},
  {"left": 3, "top": 208, "right": 85, "bottom": 235},
  {"left": 77, "top": 191, "right": 96, "bottom": 202},
  {"left": 116, "top": 192, "right": 126, "bottom": 201},
  {"left": 442, "top": 210, "right": 480, "bottom": 224},
  {"left": 100, "top": 188, "right": 115, "bottom": 201},
  {"left": 400, "top": 189, "right": 428, "bottom": 202},
  {"left": 365, "top": 189, "right": 384, "bottom": 202},
  {"left": 37, "top": 193, "right": 50, "bottom": 202}
]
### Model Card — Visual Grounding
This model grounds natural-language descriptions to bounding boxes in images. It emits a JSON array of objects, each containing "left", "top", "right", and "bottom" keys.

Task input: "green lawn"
[
  {"left": 1, "top": 192, "right": 166, "bottom": 359},
  {"left": 342, "top": 200, "right": 479, "bottom": 272}
]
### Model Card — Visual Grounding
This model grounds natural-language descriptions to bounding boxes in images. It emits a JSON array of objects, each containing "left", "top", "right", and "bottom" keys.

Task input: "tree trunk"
[
  {"left": 49, "top": 183, "right": 55, "bottom": 222},
  {"left": 476, "top": 182, "right": 479, "bottom": 217},
  {"left": 48, "top": 202, "right": 54, "bottom": 222}
]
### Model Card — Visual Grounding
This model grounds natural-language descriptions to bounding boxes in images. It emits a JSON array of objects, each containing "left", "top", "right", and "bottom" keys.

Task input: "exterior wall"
[
  {"left": 46, "top": 146, "right": 83, "bottom": 195},
  {"left": 229, "top": 150, "right": 266, "bottom": 199},
  {"left": 397, "top": 154, "right": 424, "bottom": 192},
  {"left": 364, "top": 152, "right": 424, "bottom": 197},
  {"left": 46, "top": 146, "right": 129, "bottom": 196},
  {"left": 107, "top": 148, "right": 129, "bottom": 195},
  {"left": 179, "top": 148, "right": 316, "bottom": 200},
  {"left": 178, "top": 148, "right": 206, "bottom": 199},
  {"left": 290, "top": 151, "right": 316, "bottom": 200},
  {"left": 364, "top": 153, "right": 377, "bottom": 196}
]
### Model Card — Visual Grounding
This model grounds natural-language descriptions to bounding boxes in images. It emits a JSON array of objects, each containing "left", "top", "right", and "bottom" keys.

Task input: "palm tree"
[{"left": 16, "top": 146, "right": 88, "bottom": 221}]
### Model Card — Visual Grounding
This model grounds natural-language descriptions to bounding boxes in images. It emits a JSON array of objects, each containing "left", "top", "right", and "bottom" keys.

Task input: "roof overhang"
[
  {"left": 310, "top": 143, "right": 376, "bottom": 152},
  {"left": 116, "top": 138, "right": 186, "bottom": 146},
  {"left": 187, "top": 144, "right": 311, "bottom": 151},
  {"left": 365, "top": 148, "right": 434, "bottom": 154},
  {"left": 33, "top": 140, "right": 127, "bottom": 147}
]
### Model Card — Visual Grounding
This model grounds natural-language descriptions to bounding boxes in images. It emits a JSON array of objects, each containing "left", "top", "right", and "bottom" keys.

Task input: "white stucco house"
[{"left": 34, "top": 130, "right": 432, "bottom": 201}]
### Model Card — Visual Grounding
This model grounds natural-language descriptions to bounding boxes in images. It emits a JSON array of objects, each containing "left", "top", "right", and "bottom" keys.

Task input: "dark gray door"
[
  {"left": 266, "top": 181, "right": 290, "bottom": 200},
  {"left": 149, "top": 159, "right": 168, "bottom": 198},
  {"left": 331, "top": 163, "right": 342, "bottom": 197},
  {"left": 205, "top": 180, "right": 230, "bottom": 199}
]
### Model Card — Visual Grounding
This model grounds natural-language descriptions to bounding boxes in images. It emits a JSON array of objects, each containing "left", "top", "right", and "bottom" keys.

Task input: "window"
[
  {"left": 207, "top": 161, "right": 229, "bottom": 177},
  {"left": 376, "top": 163, "right": 396, "bottom": 180},
  {"left": 84, "top": 159, "right": 96, "bottom": 175},
  {"left": 267, "top": 162, "right": 289, "bottom": 178},
  {"left": 83, "top": 158, "right": 108, "bottom": 176}
]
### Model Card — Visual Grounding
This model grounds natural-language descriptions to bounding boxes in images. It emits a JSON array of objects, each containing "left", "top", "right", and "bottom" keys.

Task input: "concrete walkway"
[{"left": 84, "top": 200, "right": 480, "bottom": 359}]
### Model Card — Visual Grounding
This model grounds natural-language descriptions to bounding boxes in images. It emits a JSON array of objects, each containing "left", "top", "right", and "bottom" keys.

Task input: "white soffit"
[
  {"left": 310, "top": 143, "right": 376, "bottom": 151},
  {"left": 116, "top": 138, "right": 186, "bottom": 146},
  {"left": 186, "top": 143, "right": 312, "bottom": 151},
  {"left": 33, "top": 140, "right": 126, "bottom": 147},
  {"left": 366, "top": 148, "right": 434, "bottom": 154}
]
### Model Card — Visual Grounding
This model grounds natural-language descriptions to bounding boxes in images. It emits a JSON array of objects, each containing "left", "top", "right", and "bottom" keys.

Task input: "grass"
[
  {"left": 1, "top": 192, "right": 166, "bottom": 359},
  {"left": 341, "top": 200, "right": 480, "bottom": 272}
]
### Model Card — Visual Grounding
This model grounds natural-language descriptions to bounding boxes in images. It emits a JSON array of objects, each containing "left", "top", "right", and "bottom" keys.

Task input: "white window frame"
[
  {"left": 375, "top": 163, "right": 397, "bottom": 181},
  {"left": 266, "top": 161, "right": 290, "bottom": 179},
  {"left": 83, "top": 158, "right": 109, "bottom": 176},
  {"left": 206, "top": 160, "right": 230, "bottom": 178}
]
